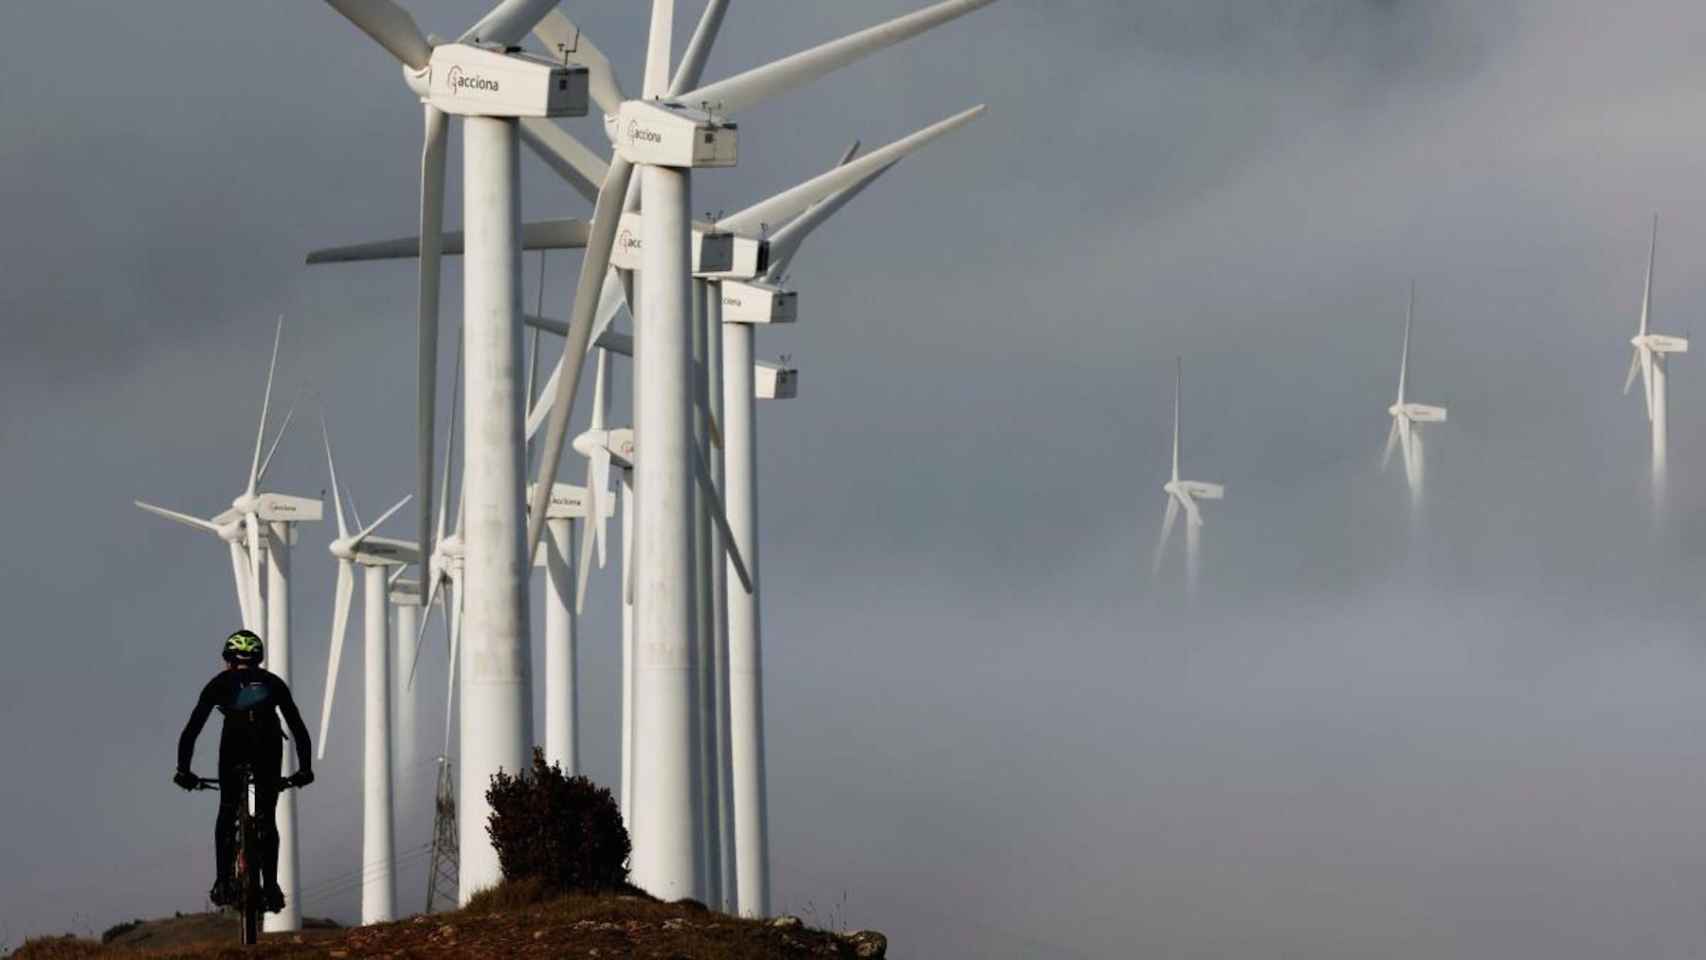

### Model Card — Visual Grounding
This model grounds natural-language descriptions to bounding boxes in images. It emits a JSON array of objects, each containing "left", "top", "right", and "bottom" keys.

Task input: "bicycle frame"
[{"left": 193, "top": 767, "right": 299, "bottom": 946}]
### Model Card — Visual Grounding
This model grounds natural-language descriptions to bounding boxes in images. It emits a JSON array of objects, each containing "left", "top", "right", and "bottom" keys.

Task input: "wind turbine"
[
  {"left": 1623, "top": 214, "right": 1689, "bottom": 506},
  {"left": 316, "top": 416, "right": 415, "bottom": 925},
  {"left": 1151, "top": 360, "right": 1224, "bottom": 600},
  {"left": 307, "top": 0, "right": 588, "bottom": 900},
  {"left": 1381, "top": 284, "right": 1448, "bottom": 508},
  {"left": 134, "top": 316, "right": 321, "bottom": 932}
]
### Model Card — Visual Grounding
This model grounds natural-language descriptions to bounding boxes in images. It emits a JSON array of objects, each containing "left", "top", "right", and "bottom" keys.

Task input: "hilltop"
[{"left": 5, "top": 881, "right": 888, "bottom": 959}]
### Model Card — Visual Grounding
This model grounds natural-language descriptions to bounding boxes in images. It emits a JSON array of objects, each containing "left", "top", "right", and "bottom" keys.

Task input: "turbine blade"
[
  {"left": 1397, "top": 283, "right": 1412, "bottom": 405},
  {"left": 642, "top": 0, "right": 675, "bottom": 100},
  {"left": 407, "top": 572, "right": 444, "bottom": 692},
  {"left": 1641, "top": 212, "right": 1656, "bottom": 338},
  {"left": 532, "top": 10, "right": 626, "bottom": 114},
  {"left": 320, "top": 413, "right": 351, "bottom": 540},
  {"left": 257, "top": 401, "right": 297, "bottom": 484},
  {"left": 459, "top": 0, "right": 560, "bottom": 47},
  {"left": 527, "top": 156, "right": 637, "bottom": 560},
  {"left": 437, "top": 335, "right": 463, "bottom": 545},
  {"left": 587, "top": 349, "right": 611, "bottom": 568},
  {"left": 1642, "top": 347, "right": 1655, "bottom": 420},
  {"left": 230, "top": 540, "right": 258, "bottom": 630},
  {"left": 355, "top": 495, "right": 413, "bottom": 544},
  {"left": 694, "top": 446, "right": 753, "bottom": 593},
  {"left": 249, "top": 316, "right": 284, "bottom": 497},
  {"left": 1624, "top": 348, "right": 1642, "bottom": 396},
  {"left": 723, "top": 106, "right": 986, "bottom": 237},
  {"left": 323, "top": 0, "right": 432, "bottom": 70},
  {"left": 316, "top": 559, "right": 356, "bottom": 759},
  {"left": 764, "top": 164, "right": 892, "bottom": 280},
  {"left": 245, "top": 513, "right": 264, "bottom": 629},
  {"left": 518, "top": 119, "right": 608, "bottom": 205},
  {"left": 1152, "top": 495, "right": 1179, "bottom": 580},
  {"left": 1399, "top": 418, "right": 1416, "bottom": 487},
  {"left": 575, "top": 487, "right": 598, "bottom": 613},
  {"left": 306, "top": 219, "right": 591, "bottom": 264},
  {"left": 679, "top": 0, "right": 996, "bottom": 116},
  {"left": 1179, "top": 494, "right": 1202, "bottom": 528},
  {"left": 135, "top": 501, "right": 221, "bottom": 534},
  {"left": 418, "top": 103, "right": 449, "bottom": 586},
  {"left": 669, "top": 0, "right": 730, "bottom": 96},
  {"left": 1172, "top": 358, "right": 1182, "bottom": 484},
  {"left": 1380, "top": 417, "right": 1400, "bottom": 472}
]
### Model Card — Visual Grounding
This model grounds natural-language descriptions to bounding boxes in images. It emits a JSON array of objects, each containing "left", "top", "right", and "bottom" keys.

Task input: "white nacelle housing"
[
  {"left": 721, "top": 280, "right": 797, "bottom": 326},
  {"left": 257, "top": 493, "right": 324, "bottom": 523},
  {"left": 1646, "top": 334, "right": 1690, "bottom": 354},
  {"left": 613, "top": 100, "right": 737, "bottom": 168},
  {"left": 525, "top": 482, "right": 616, "bottom": 521},
  {"left": 1178, "top": 481, "right": 1226, "bottom": 500},
  {"left": 609, "top": 212, "right": 734, "bottom": 274},
  {"left": 354, "top": 536, "right": 420, "bottom": 567},
  {"left": 697, "top": 234, "right": 770, "bottom": 280},
  {"left": 1401, "top": 403, "right": 1448, "bottom": 423},
  {"left": 428, "top": 44, "right": 589, "bottom": 118},
  {"left": 754, "top": 361, "right": 798, "bottom": 400}
]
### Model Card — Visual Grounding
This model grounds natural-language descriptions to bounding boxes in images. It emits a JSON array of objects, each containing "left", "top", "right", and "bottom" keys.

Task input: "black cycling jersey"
[{"left": 178, "top": 666, "right": 313, "bottom": 776}]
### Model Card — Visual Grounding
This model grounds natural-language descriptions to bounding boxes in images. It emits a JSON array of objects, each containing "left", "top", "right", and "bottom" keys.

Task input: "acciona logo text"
[
  {"left": 447, "top": 66, "right": 500, "bottom": 96},
  {"left": 627, "top": 120, "right": 664, "bottom": 144}
]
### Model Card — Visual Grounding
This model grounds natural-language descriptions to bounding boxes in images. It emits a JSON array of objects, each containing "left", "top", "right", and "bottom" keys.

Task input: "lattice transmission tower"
[{"left": 424, "top": 758, "right": 459, "bottom": 912}]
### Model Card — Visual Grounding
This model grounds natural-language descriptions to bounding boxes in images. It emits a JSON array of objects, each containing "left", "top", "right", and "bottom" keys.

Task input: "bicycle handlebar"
[{"left": 191, "top": 776, "right": 302, "bottom": 792}]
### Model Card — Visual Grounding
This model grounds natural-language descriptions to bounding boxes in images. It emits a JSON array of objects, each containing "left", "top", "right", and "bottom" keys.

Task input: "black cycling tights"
[{"left": 214, "top": 776, "right": 281, "bottom": 887}]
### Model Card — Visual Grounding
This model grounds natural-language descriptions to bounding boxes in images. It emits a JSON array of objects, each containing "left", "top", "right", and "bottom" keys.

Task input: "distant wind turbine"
[
  {"left": 1381, "top": 284, "right": 1447, "bottom": 507},
  {"left": 1624, "top": 214, "right": 1689, "bottom": 506},
  {"left": 1151, "top": 359, "right": 1224, "bottom": 599},
  {"left": 316, "top": 415, "right": 415, "bottom": 926}
]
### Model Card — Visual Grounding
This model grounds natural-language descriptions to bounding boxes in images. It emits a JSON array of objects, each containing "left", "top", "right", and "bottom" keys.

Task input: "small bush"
[{"left": 486, "top": 748, "right": 630, "bottom": 893}]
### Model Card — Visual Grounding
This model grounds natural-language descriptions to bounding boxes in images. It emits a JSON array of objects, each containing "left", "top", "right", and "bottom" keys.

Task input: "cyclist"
[{"left": 174, "top": 629, "right": 315, "bottom": 913}]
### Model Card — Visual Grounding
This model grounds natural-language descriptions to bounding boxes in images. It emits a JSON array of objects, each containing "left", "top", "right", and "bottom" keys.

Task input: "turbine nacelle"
[
  {"left": 1634, "top": 333, "right": 1689, "bottom": 355},
  {"left": 1171, "top": 480, "right": 1225, "bottom": 501},
  {"left": 754, "top": 361, "right": 799, "bottom": 400},
  {"left": 721, "top": 280, "right": 798, "bottom": 326},
  {"left": 525, "top": 482, "right": 616, "bottom": 521},
  {"left": 330, "top": 535, "right": 420, "bottom": 567},
  {"left": 1389, "top": 402, "right": 1448, "bottom": 423},
  {"left": 425, "top": 44, "right": 589, "bottom": 118},
  {"left": 609, "top": 99, "right": 737, "bottom": 169}
]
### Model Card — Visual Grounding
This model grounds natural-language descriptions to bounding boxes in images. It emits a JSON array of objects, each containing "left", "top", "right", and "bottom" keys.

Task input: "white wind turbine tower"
[
  {"left": 134, "top": 316, "right": 321, "bottom": 933},
  {"left": 521, "top": 105, "right": 986, "bottom": 915},
  {"left": 1151, "top": 360, "right": 1224, "bottom": 600},
  {"left": 390, "top": 576, "right": 423, "bottom": 777},
  {"left": 525, "top": 3, "right": 999, "bottom": 901},
  {"left": 1381, "top": 284, "right": 1448, "bottom": 509},
  {"left": 308, "top": 0, "right": 588, "bottom": 899},
  {"left": 1623, "top": 214, "right": 1689, "bottom": 508},
  {"left": 316, "top": 417, "right": 416, "bottom": 925},
  {"left": 528, "top": 479, "right": 607, "bottom": 774}
]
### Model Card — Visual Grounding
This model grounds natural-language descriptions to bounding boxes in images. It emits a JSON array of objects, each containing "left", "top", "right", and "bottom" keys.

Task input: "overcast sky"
[{"left": 9, "top": 1, "right": 1706, "bottom": 956}]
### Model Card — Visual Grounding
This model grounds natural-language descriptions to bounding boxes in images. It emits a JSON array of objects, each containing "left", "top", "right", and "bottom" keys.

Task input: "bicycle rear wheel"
[{"left": 238, "top": 793, "right": 261, "bottom": 945}]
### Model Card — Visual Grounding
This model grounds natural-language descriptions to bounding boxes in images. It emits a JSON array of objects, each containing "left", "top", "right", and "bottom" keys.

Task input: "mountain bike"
[{"left": 192, "top": 765, "right": 300, "bottom": 946}]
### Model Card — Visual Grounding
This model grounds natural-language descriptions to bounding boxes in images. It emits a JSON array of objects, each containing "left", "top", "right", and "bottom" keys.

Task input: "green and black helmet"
[{"left": 223, "top": 629, "right": 265, "bottom": 665}]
